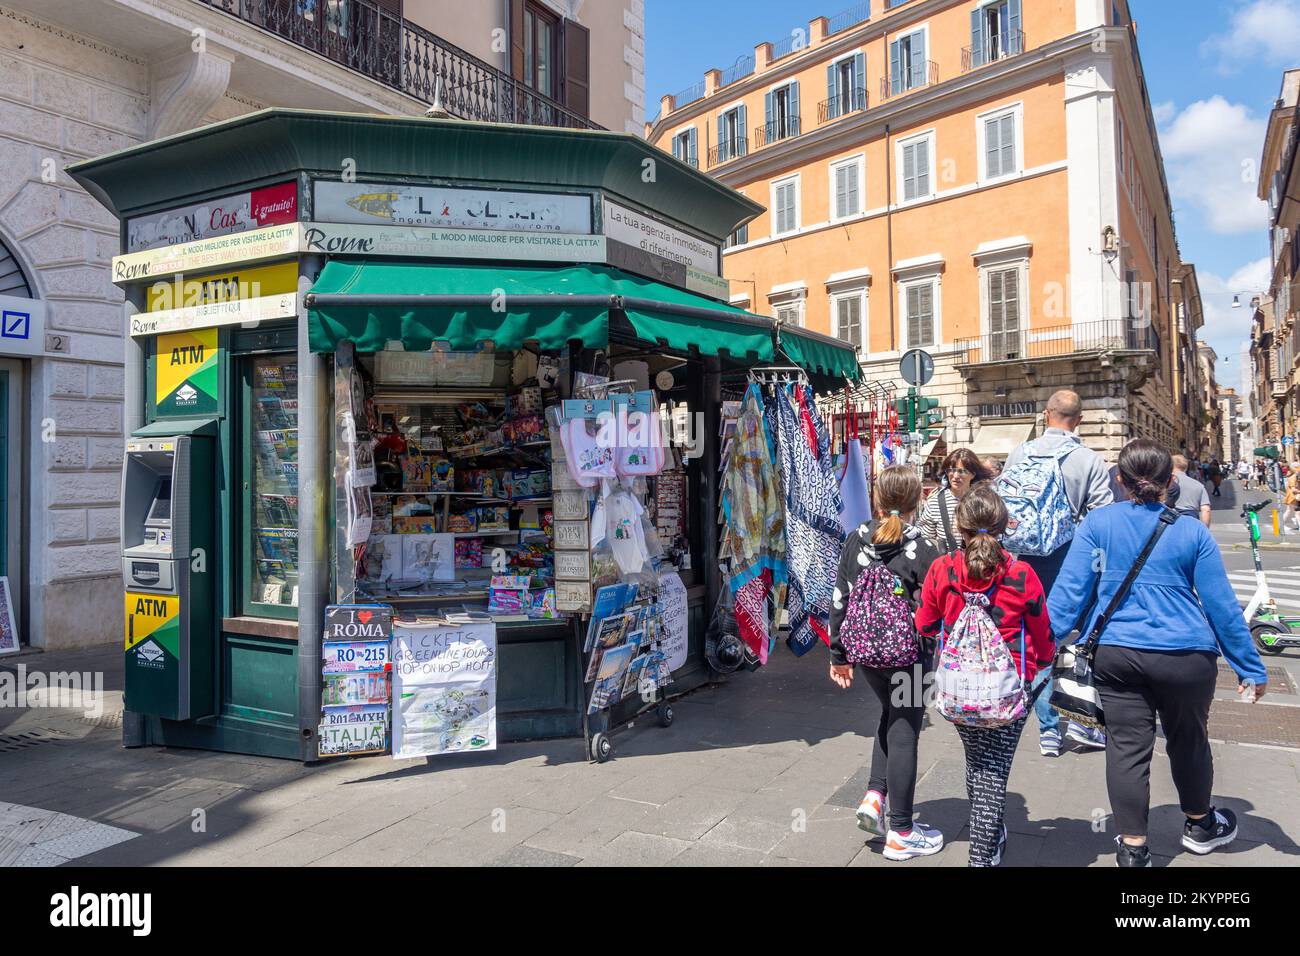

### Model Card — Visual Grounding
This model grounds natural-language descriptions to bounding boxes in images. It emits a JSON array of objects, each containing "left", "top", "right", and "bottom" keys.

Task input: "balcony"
[
  {"left": 955, "top": 320, "right": 1162, "bottom": 366},
  {"left": 752, "top": 116, "right": 802, "bottom": 149},
  {"left": 962, "top": 30, "right": 1027, "bottom": 72},
  {"left": 819, "top": 88, "right": 868, "bottom": 124},
  {"left": 197, "top": 0, "right": 600, "bottom": 130},
  {"left": 880, "top": 61, "right": 938, "bottom": 101},
  {"left": 719, "top": 55, "right": 757, "bottom": 89},
  {"left": 709, "top": 137, "right": 749, "bottom": 168}
]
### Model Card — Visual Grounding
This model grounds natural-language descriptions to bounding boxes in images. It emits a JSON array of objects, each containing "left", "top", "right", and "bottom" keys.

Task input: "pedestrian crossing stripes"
[{"left": 1228, "top": 571, "right": 1300, "bottom": 612}]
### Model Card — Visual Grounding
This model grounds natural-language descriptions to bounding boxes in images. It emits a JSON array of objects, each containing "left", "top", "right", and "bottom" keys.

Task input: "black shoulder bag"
[
  {"left": 937, "top": 489, "right": 958, "bottom": 554},
  {"left": 1049, "top": 506, "right": 1178, "bottom": 729}
]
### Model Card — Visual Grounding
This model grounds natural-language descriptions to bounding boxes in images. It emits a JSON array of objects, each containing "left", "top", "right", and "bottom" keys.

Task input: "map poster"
[{"left": 391, "top": 620, "right": 496, "bottom": 759}]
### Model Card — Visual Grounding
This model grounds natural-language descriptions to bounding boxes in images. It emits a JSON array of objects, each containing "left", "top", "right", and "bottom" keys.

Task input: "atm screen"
[{"left": 146, "top": 478, "right": 173, "bottom": 525}]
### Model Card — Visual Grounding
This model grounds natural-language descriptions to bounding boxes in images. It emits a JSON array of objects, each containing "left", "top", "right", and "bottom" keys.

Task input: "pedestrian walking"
[
  {"left": 1171, "top": 454, "right": 1212, "bottom": 527},
  {"left": 1208, "top": 458, "right": 1224, "bottom": 498},
  {"left": 1284, "top": 470, "right": 1300, "bottom": 534},
  {"left": 915, "top": 485, "right": 1055, "bottom": 867},
  {"left": 1047, "top": 440, "right": 1268, "bottom": 867},
  {"left": 828, "top": 465, "right": 944, "bottom": 860},
  {"left": 999, "top": 390, "right": 1113, "bottom": 756},
  {"left": 919, "top": 448, "right": 991, "bottom": 555}
]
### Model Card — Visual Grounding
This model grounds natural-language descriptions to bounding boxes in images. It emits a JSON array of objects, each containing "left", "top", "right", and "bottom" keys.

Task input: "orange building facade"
[{"left": 647, "top": 0, "right": 1196, "bottom": 460}]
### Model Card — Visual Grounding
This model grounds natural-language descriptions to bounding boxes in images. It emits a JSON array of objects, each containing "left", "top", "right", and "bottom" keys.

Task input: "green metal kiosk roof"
[
  {"left": 306, "top": 260, "right": 775, "bottom": 361},
  {"left": 66, "top": 108, "right": 762, "bottom": 242}
]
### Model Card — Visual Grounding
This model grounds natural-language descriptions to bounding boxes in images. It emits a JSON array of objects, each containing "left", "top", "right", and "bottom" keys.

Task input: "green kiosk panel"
[{"left": 121, "top": 420, "right": 217, "bottom": 721}]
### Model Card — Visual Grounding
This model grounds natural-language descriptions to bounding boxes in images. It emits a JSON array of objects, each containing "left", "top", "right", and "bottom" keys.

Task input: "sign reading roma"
[{"left": 126, "top": 182, "right": 298, "bottom": 253}]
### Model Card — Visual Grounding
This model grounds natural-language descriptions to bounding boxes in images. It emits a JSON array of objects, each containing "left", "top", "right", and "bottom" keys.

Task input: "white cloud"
[
  {"left": 1195, "top": 256, "right": 1270, "bottom": 384},
  {"left": 1201, "top": 0, "right": 1300, "bottom": 72},
  {"left": 1152, "top": 100, "right": 1177, "bottom": 125},
  {"left": 1160, "top": 97, "right": 1268, "bottom": 234}
]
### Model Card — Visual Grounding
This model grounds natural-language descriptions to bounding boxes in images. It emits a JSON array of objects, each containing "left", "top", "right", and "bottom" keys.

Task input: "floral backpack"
[
  {"left": 838, "top": 560, "right": 920, "bottom": 668},
  {"left": 934, "top": 587, "right": 1027, "bottom": 727}
]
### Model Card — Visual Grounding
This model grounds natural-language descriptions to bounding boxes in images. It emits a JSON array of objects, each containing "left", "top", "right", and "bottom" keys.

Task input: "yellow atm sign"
[{"left": 125, "top": 591, "right": 180, "bottom": 658}]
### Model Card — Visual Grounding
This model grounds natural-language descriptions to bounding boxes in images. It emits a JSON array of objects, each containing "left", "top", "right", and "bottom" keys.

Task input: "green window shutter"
[
  {"left": 970, "top": 8, "right": 985, "bottom": 67},
  {"left": 890, "top": 39, "right": 902, "bottom": 95},
  {"left": 827, "top": 62, "right": 840, "bottom": 119}
]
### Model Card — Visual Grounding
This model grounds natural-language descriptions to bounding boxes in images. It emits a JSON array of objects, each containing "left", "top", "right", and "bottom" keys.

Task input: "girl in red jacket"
[{"left": 915, "top": 485, "right": 1056, "bottom": 866}]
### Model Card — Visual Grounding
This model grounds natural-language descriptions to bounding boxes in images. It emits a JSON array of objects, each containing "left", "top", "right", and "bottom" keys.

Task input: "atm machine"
[{"left": 120, "top": 426, "right": 216, "bottom": 721}]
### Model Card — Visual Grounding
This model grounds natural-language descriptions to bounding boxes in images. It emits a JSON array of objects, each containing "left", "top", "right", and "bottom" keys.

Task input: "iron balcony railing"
[
  {"left": 880, "top": 60, "right": 938, "bottom": 100},
  {"left": 753, "top": 116, "right": 802, "bottom": 148},
  {"left": 719, "top": 55, "right": 756, "bottom": 88},
  {"left": 674, "top": 80, "right": 706, "bottom": 108},
  {"left": 196, "top": 0, "right": 600, "bottom": 130},
  {"left": 827, "top": 2, "right": 872, "bottom": 36},
  {"left": 708, "top": 136, "right": 749, "bottom": 168},
  {"left": 819, "top": 88, "right": 868, "bottom": 123},
  {"left": 769, "top": 33, "right": 807, "bottom": 63},
  {"left": 962, "top": 29, "right": 1027, "bottom": 72},
  {"left": 955, "top": 320, "right": 1162, "bottom": 365}
]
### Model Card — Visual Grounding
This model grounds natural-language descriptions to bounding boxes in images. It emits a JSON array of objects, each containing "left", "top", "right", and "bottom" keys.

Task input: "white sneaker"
[
  {"left": 882, "top": 822, "right": 945, "bottom": 861},
  {"left": 990, "top": 824, "right": 1008, "bottom": 866},
  {"left": 1066, "top": 721, "right": 1107, "bottom": 749},
  {"left": 855, "top": 790, "right": 885, "bottom": 840}
]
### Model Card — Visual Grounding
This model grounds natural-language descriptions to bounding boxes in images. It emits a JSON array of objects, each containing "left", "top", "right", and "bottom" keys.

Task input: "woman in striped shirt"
[{"left": 919, "top": 448, "right": 991, "bottom": 554}]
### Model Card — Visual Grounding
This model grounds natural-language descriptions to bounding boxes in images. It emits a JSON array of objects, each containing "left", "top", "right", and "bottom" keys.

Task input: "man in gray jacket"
[{"left": 1002, "top": 390, "right": 1114, "bottom": 756}]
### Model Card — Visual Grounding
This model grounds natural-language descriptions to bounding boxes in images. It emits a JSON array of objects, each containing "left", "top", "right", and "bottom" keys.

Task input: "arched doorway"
[{"left": 0, "top": 235, "right": 33, "bottom": 652}]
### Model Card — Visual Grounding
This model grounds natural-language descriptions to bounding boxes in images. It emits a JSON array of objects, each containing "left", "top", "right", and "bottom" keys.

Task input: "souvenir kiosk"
[{"left": 70, "top": 109, "right": 860, "bottom": 762}]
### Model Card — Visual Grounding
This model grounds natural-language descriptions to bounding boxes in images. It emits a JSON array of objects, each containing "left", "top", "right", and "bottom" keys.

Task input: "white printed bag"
[{"left": 934, "top": 588, "right": 1027, "bottom": 728}]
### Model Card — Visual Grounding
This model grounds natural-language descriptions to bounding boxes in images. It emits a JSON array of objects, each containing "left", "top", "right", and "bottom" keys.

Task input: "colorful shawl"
[
  {"left": 722, "top": 385, "right": 786, "bottom": 662},
  {"left": 775, "top": 384, "right": 845, "bottom": 655}
]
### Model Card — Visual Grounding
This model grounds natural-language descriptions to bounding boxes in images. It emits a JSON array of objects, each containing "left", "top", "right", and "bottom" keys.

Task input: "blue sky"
[{"left": 646, "top": 0, "right": 1295, "bottom": 388}]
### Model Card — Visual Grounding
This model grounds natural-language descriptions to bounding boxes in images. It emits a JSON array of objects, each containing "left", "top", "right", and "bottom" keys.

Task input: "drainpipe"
[
  {"left": 885, "top": 122, "right": 895, "bottom": 353},
  {"left": 296, "top": 255, "right": 328, "bottom": 764},
  {"left": 122, "top": 286, "right": 147, "bottom": 749}
]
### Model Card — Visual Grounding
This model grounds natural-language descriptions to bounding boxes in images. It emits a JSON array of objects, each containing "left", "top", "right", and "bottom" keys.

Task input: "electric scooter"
[{"left": 1241, "top": 499, "right": 1300, "bottom": 654}]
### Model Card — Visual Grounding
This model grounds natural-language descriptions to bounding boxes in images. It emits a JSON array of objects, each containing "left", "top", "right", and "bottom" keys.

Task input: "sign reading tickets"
[
  {"left": 156, "top": 328, "right": 218, "bottom": 416},
  {"left": 314, "top": 181, "right": 592, "bottom": 233},
  {"left": 601, "top": 198, "right": 719, "bottom": 276},
  {"left": 126, "top": 181, "right": 297, "bottom": 253},
  {"left": 391, "top": 621, "right": 496, "bottom": 759},
  {"left": 133, "top": 260, "right": 299, "bottom": 337}
]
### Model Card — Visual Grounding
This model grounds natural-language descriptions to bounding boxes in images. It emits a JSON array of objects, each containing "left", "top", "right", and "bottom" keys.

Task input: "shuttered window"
[
  {"left": 902, "top": 137, "right": 930, "bottom": 201},
  {"left": 906, "top": 282, "right": 935, "bottom": 348},
  {"left": 773, "top": 178, "right": 798, "bottom": 235},
  {"left": 984, "top": 112, "right": 1017, "bottom": 178},
  {"left": 832, "top": 158, "right": 862, "bottom": 219},
  {"left": 835, "top": 294, "right": 864, "bottom": 352}
]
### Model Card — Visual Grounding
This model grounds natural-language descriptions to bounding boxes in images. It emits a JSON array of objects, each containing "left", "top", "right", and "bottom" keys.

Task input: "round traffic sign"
[{"left": 899, "top": 348, "right": 934, "bottom": 387}]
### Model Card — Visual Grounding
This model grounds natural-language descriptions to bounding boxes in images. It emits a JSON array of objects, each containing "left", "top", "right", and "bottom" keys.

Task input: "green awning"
[
  {"left": 306, "top": 260, "right": 773, "bottom": 362},
  {"left": 780, "top": 326, "right": 862, "bottom": 381},
  {"left": 1256, "top": 446, "right": 1280, "bottom": 460}
]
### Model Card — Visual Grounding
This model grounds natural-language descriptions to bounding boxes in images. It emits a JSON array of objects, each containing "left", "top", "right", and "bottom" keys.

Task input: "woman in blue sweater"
[{"left": 1047, "top": 440, "right": 1268, "bottom": 868}]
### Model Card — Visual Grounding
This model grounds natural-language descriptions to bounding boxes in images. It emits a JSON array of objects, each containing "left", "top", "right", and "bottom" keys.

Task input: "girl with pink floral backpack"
[
  {"left": 915, "top": 485, "right": 1055, "bottom": 867},
  {"left": 829, "top": 466, "right": 942, "bottom": 861}
]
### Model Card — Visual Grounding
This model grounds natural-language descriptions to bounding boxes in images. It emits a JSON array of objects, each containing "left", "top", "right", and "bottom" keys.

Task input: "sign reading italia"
[
  {"left": 314, "top": 180, "right": 592, "bottom": 233},
  {"left": 156, "top": 328, "right": 219, "bottom": 416},
  {"left": 126, "top": 181, "right": 298, "bottom": 252}
]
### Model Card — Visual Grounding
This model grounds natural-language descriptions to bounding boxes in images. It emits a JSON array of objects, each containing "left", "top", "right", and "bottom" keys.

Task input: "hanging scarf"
[
  {"left": 775, "top": 384, "right": 844, "bottom": 656},
  {"left": 722, "top": 385, "right": 786, "bottom": 663}
]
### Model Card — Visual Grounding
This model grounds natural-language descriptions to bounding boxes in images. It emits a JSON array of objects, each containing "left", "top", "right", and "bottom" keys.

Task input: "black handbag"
[{"left": 1049, "top": 506, "right": 1178, "bottom": 728}]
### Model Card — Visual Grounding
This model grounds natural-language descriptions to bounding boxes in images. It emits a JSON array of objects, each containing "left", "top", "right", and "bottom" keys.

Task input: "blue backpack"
[{"left": 996, "top": 440, "right": 1079, "bottom": 556}]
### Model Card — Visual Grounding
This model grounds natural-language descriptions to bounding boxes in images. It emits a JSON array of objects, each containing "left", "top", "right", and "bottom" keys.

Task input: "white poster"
[
  {"left": 401, "top": 533, "right": 456, "bottom": 583},
  {"left": 601, "top": 198, "right": 719, "bottom": 275},
  {"left": 392, "top": 621, "right": 497, "bottom": 758},
  {"left": 656, "top": 570, "right": 689, "bottom": 674},
  {"left": 300, "top": 222, "right": 606, "bottom": 263},
  {"left": 314, "top": 181, "right": 593, "bottom": 234},
  {"left": 345, "top": 473, "right": 373, "bottom": 549}
]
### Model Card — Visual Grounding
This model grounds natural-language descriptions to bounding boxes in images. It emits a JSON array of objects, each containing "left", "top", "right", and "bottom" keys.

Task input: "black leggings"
[
  {"left": 1093, "top": 646, "right": 1218, "bottom": 837},
  {"left": 860, "top": 665, "right": 927, "bottom": 832}
]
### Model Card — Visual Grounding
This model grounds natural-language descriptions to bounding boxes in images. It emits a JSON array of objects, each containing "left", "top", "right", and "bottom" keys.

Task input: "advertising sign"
[
  {"left": 314, "top": 181, "right": 592, "bottom": 233},
  {"left": 131, "top": 293, "right": 298, "bottom": 338},
  {"left": 324, "top": 604, "right": 393, "bottom": 642},
  {"left": 391, "top": 621, "right": 496, "bottom": 758},
  {"left": 321, "top": 641, "right": 390, "bottom": 674},
  {"left": 126, "top": 181, "right": 297, "bottom": 253},
  {"left": 124, "top": 591, "right": 178, "bottom": 660},
  {"left": 112, "top": 223, "right": 302, "bottom": 284},
  {"left": 300, "top": 222, "right": 605, "bottom": 263},
  {"left": 145, "top": 260, "right": 298, "bottom": 312},
  {"left": 0, "top": 294, "right": 48, "bottom": 359},
  {"left": 601, "top": 198, "right": 719, "bottom": 275},
  {"left": 317, "top": 719, "right": 387, "bottom": 756},
  {"left": 155, "top": 328, "right": 219, "bottom": 416}
]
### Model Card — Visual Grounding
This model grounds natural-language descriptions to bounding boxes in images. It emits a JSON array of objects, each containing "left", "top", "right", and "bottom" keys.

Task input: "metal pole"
[
  {"left": 701, "top": 354, "right": 722, "bottom": 614},
  {"left": 122, "top": 287, "right": 147, "bottom": 749},
  {"left": 296, "top": 254, "right": 328, "bottom": 764}
]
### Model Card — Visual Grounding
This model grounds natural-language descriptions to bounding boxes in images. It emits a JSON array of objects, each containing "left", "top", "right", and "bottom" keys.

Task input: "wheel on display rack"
[
  {"left": 656, "top": 702, "right": 674, "bottom": 727},
  {"left": 591, "top": 732, "right": 613, "bottom": 762}
]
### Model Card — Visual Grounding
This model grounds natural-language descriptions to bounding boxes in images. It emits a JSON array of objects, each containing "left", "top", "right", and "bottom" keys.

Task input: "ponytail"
[
  {"left": 955, "top": 485, "right": 1010, "bottom": 582},
  {"left": 871, "top": 465, "right": 922, "bottom": 546}
]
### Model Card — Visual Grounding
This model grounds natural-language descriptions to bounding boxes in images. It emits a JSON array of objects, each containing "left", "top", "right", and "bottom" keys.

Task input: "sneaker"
[
  {"left": 1115, "top": 836, "right": 1152, "bottom": 868},
  {"left": 1039, "top": 729, "right": 1062, "bottom": 757},
  {"left": 1066, "top": 721, "right": 1107, "bottom": 749},
  {"left": 1182, "top": 807, "right": 1238, "bottom": 855},
  {"left": 882, "top": 822, "right": 945, "bottom": 861},
  {"left": 855, "top": 790, "right": 886, "bottom": 840},
  {"left": 990, "top": 825, "right": 1008, "bottom": 866}
]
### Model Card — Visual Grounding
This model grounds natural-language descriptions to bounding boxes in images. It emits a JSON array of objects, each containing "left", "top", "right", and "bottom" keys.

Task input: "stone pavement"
[{"left": 2, "top": 642, "right": 1298, "bottom": 867}]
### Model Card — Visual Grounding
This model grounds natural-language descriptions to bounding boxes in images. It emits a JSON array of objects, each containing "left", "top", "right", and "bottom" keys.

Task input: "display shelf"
[{"left": 370, "top": 491, "right": 487, "bottom": 497}]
